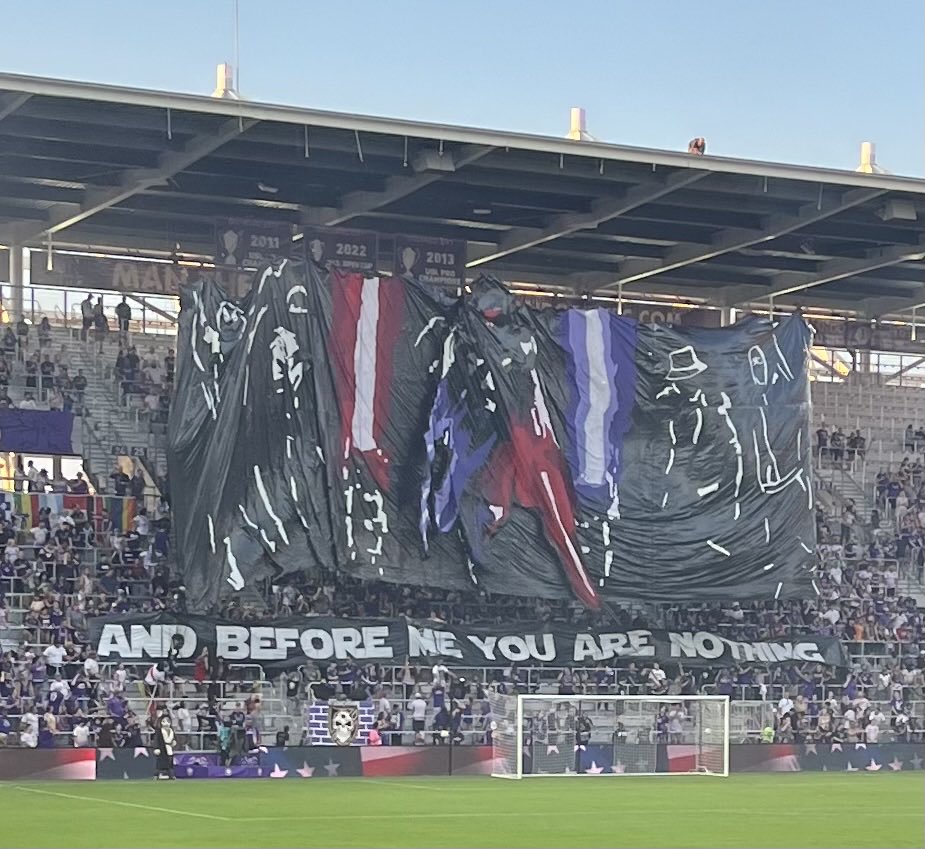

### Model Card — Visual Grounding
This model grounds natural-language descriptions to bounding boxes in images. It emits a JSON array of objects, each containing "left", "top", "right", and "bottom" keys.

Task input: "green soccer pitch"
[{"left": 1, "top": 774, "right": 922, "bottom": 848}]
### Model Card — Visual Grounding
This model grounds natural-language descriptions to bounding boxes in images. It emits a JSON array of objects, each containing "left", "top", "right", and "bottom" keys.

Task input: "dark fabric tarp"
[
  {"left": 169, "top": 261, "right": 815, "bottom": 612},
  {"left": 0, "top": 409, "right": 76, "bottom": 455}
]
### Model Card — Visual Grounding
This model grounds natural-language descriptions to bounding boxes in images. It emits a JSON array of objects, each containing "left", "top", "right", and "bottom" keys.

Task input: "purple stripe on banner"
[{"left": 561, "top": 309, "right": 638, "bottom": 510}]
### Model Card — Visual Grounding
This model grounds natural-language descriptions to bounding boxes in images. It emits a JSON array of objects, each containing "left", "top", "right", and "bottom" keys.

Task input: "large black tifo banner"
[
  {"left": 89, "top": 614, "right": 849, "bottom": 670},
  {"left": 170, "top": 261, "right": 815, "bottom": 612}
]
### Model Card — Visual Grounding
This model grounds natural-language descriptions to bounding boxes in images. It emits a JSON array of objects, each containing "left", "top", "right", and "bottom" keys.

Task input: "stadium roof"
[{"left": 1, "top": 72, "right": 925, "bottom": 318}]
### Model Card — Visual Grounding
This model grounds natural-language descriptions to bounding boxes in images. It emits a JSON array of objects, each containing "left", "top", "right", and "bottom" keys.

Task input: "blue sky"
[{"left": 1, "top": 0, "right": 922, "bottom": 174}]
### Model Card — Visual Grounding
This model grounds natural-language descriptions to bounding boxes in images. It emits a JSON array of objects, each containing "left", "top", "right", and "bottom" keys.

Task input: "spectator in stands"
[
  {"left": 15, "top": 316, "right": 29, "bottom": 360},
  {"left": 12, "top": 457, "right": 26, "bottom": 492},
  {"left": 2, "top": 326, "right": 16, "bottom": 357},
  {"left": 80, "top": 294, "right": 94, "bottom": 341},
  {"left": 126, "top": 346, "right": 140, "bottom": 374},
  {"left": 71, "top": 369, "right": 87, "bottom": 408},
  {"left": 0, "top": 390, "right": 11, "bottom": 409},
  {"left": 24, "top": 460, "right": 39, "bottom": 492},
  {"left": 22, "top": 355, "right": 37, "bottom": 391},
  {"left": 69, "top": 473, "right": 89, "bottom": 495},
  {"left": 109, "top": 465, "right": 130, "bottom": 496},
  {"left": 165, "top": 348, "right": 176, "bottom": 383},
  {"left": 646, "top": 663, "right": 668, "bottom": 694},
  {"left": 37, "top": 316, "right": 51, "bottom": 347},
  {"left": 129, "top": 469, "right": 146, "bottom": 500},
  {"left": 93, "top": 297, "right": 108, "bottom": 354},
  {"left": 144, "top": 389, "right": 159, "bottom": 417},
  {"left": 38, "top": 355, "right": 54, "bottom": 395},
  {"left": 830, "top": 427, "right": 845, "bottom": 463},
  {"left": 115, "top": 297, "right": 131, "bottom": 344}
]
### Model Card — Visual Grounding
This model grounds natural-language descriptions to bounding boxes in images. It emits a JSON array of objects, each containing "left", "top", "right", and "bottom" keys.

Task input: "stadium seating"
[{"left": 0, "top": 323, "right": 922, "bottom": 754}]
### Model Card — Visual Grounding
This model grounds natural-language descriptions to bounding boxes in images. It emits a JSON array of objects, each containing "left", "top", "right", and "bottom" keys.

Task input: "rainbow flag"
[
  {"left": 0, "top": 490, "right": 137, "bottom": 532},
  {"left": 95, "top": 495, "right": 137, "bottom": 533},
  {"left": 10, "top": 493, "right": 64, "bottom": 526}
]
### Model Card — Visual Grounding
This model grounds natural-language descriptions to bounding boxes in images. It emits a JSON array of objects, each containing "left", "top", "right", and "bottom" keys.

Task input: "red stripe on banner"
[
  {"left": 367, "top": 275, "right": 404, "bottom": 490},
  {"left": 330, "top": 270, "right": 363, "bottom": 465}
]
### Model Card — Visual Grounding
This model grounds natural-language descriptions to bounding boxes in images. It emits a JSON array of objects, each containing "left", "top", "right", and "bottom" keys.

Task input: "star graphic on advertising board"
[
  {"left": 256, "top": 768, "right": 263, "bottom": 777},
  {"left": 324, "top": 759, "right": 339, "bottom": 776},
  {"left": 296, "top": 762, "right": 315, "bottom": 778},
  {"left": 574, "top": 744, "right": 586, "bottom": 752},
  {"left": 612, "top": 761, "right": 626, "bottom": 774},
  {"left": 586, "top": 761, "right": 604, "bottom": 774},
  {"left": 854, "top": 742, "right": 866, "bottom": 751},
  {"left": 186, "top": 767, "right": 194, "bottom": 777},
  {"left": 803, "top": 743, "right": 817, "bottom": 755},
  {"left": 98, "top": 748, "right": 115, "bottom": 761},
  {"left": 821, "top": 765, "right": 828, "bottom": 772},
  {"left": 888, "top": 758, "right": 903, "bottom": 772},
  {"left": 910, "top": 754, "right": 923, "bottom": 770},
  {"left": 845, "top": 762, "right": 858, "bottom": 772},
  {"left": 830, "top": 743, "right": 843, "bottom": 752},
  {"left": 269, "top": 764, "right": 288, "bottom": 778},
  {"left": 133, "top": 747, "right": 149, "bottom": 758},
  {"left": 865, "top": 759, "right": 882, "bottom": 772},
  {"left": 546, "top": 745, "right": 559, "bottom": 755},
  {"left": 121, "top": 771, "right": 129, "bottom": 780}
]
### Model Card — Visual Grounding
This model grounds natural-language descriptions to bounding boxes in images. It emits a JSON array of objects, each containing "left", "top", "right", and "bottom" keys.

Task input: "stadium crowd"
[
  {"left": 0, "top": 318, "right": 90, "bottom": 413},
  {"left": 0, "top": 334, "right": 921, "bottom": 750},
  {"left": 814, "top": 424, "right": 867, "bottom": 466},
  {"left": 0, "top": 480, "right": 921, "bottom": 749}
]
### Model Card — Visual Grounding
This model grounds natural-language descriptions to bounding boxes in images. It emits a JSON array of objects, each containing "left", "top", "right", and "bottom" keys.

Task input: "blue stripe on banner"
[{"left": 562, "top": 309, "right": 638, "bottom": 512}]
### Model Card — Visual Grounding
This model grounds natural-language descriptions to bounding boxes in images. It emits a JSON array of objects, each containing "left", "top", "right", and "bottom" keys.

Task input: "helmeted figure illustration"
[{"left": 422, "top": 277, "right": 599, "bottom": 608}]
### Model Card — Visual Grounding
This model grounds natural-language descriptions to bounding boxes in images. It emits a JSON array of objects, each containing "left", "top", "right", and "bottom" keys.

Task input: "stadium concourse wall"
[{"left": 1, "top": 745, "right": 923, "bottom": 780}]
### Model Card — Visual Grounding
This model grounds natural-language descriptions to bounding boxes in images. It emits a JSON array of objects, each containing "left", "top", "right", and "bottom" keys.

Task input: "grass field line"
[
  {"left": 13, "top": 786, "right": 232, "bottom": 821},
  {"left": 233, "top": 808, "right": 923, "bottom": 823},
  {"left": 360, "top": 778, "right": 447, "bottom": 791}
]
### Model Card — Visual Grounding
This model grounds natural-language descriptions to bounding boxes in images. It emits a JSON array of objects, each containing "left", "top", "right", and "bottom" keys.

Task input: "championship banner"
[
  {"left": 393, "top": 236, "right": 466, "bottom": 288},
  {"left": 215, "top": 218, "right": 293, "bottom": 268},
  {"left": 811, "top": 317, "right": 925, "bottom": 355},
  {"left": 302, "top": 227, "right": 378, "bottom": 273},
  {"left": 89, "top": 613, "right": 850, "bottom": 670}
]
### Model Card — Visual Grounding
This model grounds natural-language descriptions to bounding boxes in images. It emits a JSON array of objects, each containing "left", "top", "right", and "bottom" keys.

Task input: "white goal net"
[{"left": 487, "top": 693, "right": 729, "bottom": 778}]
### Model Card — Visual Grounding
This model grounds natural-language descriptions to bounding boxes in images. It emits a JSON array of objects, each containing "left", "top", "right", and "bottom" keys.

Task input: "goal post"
[{"left": 487, "top": 692, "right": 729, "bottom": 779}]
